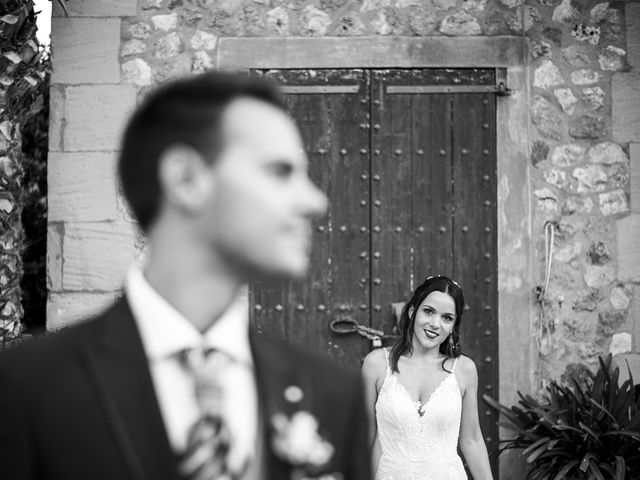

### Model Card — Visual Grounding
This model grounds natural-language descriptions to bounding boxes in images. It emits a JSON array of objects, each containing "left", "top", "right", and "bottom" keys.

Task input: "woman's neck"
[{"left": 407, "top": 342, "right": 446, "bottom": 365}]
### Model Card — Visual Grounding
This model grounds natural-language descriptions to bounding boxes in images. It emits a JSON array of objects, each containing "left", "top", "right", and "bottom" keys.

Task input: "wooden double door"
[{"left": 250, "top": 68, "right": 499, "bottom": 455}]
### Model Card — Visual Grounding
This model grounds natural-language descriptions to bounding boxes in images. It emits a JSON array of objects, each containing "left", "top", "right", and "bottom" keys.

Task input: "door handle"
[{"left": 329, "top": 316, "right": 398, "bottom": 349}]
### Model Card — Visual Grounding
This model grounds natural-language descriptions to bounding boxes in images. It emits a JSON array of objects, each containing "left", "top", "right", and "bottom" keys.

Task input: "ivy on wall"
[{"left": 0, "top": 0, "right": 49, "bottom": 346}]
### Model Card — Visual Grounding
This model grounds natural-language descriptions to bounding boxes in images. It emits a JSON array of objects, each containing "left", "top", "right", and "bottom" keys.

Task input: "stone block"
[
  {"left": 587, "top": 241, "right": 611, "bottom": 265},
  {"left": 51, "top": 18, "right": 120, "bottom": 84},
  {"left": 631, "top": 144, "right": 640, "bottom": 213},
  {"left": 534, "top": 60, "right": 563, "bottom": 89},
  {"left": 151, "top": 12, "right": 178, "bottom": 31},
  {"left": 551, "top": 144, "right": 585, "bottom": 167},
  {"left": 582, "top": 87, "right": 605, "bottom": 111},
  {"left": 48, "top": 85, "right": 64, "bottom": 152},
  {"left": 62, "top": 222, "right": 138, "bottom": 291},
  {"left": 440, "top": 12, "right": 482, "bottom": 36},
  {"left": 300, "top": 6, "right": 332, "bottom": 36},
  {"left": 626, "top": 3, "right": 640, "bottom": 69},
  {"left": 569, "top": 114, "right": 606, "bottom": 139},
  {"left": 48, "top": 152, "right": 119, "bottom": 222},
  {"left": 584, "top": 264, "right": 615, "bottom": 288},
  {"left": 52, "top": 0, "right": 136, "bottom": 17},
  {"left": 47, "top": 223, "right": 63, "bottom": 292},
  {"left": 589, "top": 142, "right": 627, "bottom": 165},
  {"left": 122, "top": 59, "right": 152, "bottom": 86},
  {"left": 612, "top": 72, "right": 640, "bottom": 143},
  {"left": 64, "top": 85, "right": 137, "bottom": 152},
  {"left": 47, "top": 292, "right": 119, "bottom": 331},
  {"left": 532, "top": 95, "right": 565, "bottom": 141},
  {"left": 266, "top": 7, "right": 290, "bottom": 36},
  {"left": 598, "top": 46, "right": 627, "bottom": 72},
  {"left": 610, "top": 286, "right": 631, "bottom": 310},
  {"left": 617, "top": 213, "right": 640, "bottom": 282},
  {"left": 599, "top": 189, "right": 628, "bottom": 216},
  {"left": 610, "top": 332, "right": 632, "bottom": 356},
  {"left": 561, "top": 45, "right": 592, "bottom": 68}
]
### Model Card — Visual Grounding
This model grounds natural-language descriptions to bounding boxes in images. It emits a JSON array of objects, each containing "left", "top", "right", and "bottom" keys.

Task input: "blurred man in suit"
[{"left": 0, "top": 72, "right": 371, "bottom": 480}]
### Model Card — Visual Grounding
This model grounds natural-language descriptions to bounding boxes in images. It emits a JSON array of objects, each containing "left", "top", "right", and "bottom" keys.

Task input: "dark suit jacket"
[{"left": 0, "top": 298, "right": 371, "bottom": 480}]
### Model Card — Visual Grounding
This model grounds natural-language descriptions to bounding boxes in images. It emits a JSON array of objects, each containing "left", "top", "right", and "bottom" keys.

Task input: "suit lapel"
[
  {"left": 82, "top": 298, "right": 179, "bottom": 480},
  {"left": 250, "top": 332, "right": 310, "bottom": 480}
]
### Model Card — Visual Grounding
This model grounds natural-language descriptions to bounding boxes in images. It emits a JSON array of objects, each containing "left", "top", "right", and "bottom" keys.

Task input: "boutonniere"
[{"left": 271, "top": 386, "right": 340, "bottom": 480}]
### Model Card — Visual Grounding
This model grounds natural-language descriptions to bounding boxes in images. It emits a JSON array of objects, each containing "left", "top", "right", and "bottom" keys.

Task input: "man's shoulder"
[{"left": 0, "top": 299, "right": 123, "bottom": 377}]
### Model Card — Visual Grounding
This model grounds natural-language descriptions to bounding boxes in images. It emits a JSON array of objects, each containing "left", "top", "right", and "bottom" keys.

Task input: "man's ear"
[{"left": 158, "top": 144, "right": 213, "bottom": 212}]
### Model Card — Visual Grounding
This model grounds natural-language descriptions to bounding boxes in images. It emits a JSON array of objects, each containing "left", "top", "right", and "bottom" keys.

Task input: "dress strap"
[
  {"left": 383, "top": 347, "right": 391, "bottom": 372},
  {"left": 451, "top": 356, "right": 459, "bottom": 373}
]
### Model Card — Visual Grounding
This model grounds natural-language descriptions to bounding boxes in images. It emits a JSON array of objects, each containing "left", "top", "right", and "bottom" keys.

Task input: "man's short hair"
[{"left": 118, "top": 72, "right": 286, "bottom": 232}]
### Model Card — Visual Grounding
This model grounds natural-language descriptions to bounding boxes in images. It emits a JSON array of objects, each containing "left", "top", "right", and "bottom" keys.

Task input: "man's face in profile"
[{"left": 200, "top": 97, "right": 327, "bottom": 279}]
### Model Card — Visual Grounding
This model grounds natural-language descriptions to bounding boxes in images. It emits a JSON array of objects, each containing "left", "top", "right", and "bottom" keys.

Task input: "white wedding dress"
[{"left": 375, "top": 348, "right": 467, "bottom": 480}]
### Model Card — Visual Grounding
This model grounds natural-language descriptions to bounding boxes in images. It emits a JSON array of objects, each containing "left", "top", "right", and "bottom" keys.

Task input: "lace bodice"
[{"left": 375, "top": 348, "right": 467, "bottom": 480}]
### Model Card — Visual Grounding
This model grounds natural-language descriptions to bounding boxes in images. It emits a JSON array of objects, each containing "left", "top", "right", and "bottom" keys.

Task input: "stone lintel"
[{"left": 217, "top": 36, "right": 528, "bottom": 70}]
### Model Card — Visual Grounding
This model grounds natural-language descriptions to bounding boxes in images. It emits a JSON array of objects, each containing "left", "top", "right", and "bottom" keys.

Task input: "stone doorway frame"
[{"left": 216, "top": 36, "right": 532, "bottom": 478}]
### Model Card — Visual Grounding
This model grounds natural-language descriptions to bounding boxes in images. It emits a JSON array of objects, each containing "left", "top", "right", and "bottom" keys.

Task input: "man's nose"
[{"left": 301, "top": 178, "right": 328, "bottom": 217}]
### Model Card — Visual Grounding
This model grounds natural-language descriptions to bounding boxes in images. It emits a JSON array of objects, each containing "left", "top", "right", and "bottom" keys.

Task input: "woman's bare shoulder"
[
  {"left": 362, "top": 347, "right": 388, "bottom": 375},
  {"left": 454, "top": 355, "right": 478, "bottom": 385}
]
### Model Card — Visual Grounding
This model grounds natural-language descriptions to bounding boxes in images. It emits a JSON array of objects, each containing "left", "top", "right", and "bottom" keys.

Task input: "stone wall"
[
  {"left": 526, "top": 0, "right": 640, "bottom": 389},
  {"left": 48, "top": 0, "right": 639, "bottom": 383}
]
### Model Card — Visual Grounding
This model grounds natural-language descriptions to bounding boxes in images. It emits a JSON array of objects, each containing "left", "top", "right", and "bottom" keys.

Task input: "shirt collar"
[{"left": 125, "top": 266, "right": 253, "bottom": 366}]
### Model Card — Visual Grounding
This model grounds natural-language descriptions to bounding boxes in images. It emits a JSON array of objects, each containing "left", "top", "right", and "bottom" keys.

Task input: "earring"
[{"left": 448, "top": 335, "right": 455, "bottom": 355}]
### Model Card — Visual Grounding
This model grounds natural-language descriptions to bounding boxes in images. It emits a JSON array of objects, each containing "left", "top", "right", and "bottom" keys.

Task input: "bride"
[{"left": 362, "top": 275, "right": 493, "bottom": 480}]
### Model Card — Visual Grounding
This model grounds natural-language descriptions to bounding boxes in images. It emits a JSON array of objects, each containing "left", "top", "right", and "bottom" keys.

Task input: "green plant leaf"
[
  {"left": 615, "top": 456, "right": 625, "bottom": 480},
  {"left": 551, "top": 459, "right": 579, "bottom": 480},
  {"left": 580, "top": 453, "right": 595, "bottom": 472},
  {"left": 527, "top": 443, "right": 552, "bottom": 464},
  {"left": 601, "top": 431, "right": 640, "bottom": 441},
  {"left": 588, "top": 460, "right": 605, "bottom": 480},
  {"left": 1, "top": 14, "right": 19, "bottom": 25},
  {"left": 522, "top": 437, "right": 551, "bottom": 457}
]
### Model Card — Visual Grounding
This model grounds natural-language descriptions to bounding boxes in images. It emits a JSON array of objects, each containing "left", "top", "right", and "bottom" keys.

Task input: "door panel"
[
  {"left": 410, "top": 92, "right": 454, "bottom": 282},
  {"left": 370, "top": 71, "right": 415, "bottom": 333},
  {"left": 451, "top": 90, "right": 499, "bottom": 457},
  {"left": 251, "top": 69, "right": 371, "bottom": 369}
]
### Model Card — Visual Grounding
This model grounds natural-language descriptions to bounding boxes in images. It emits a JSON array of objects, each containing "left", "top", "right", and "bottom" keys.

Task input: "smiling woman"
[{"left": 362, "top": 275, "right": 494, "bottom": 480}]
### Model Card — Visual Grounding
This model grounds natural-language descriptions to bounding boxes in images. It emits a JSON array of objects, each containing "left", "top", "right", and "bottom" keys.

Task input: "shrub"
[{"left": 484, "top": 355, "right": 640, "bottom": 480}]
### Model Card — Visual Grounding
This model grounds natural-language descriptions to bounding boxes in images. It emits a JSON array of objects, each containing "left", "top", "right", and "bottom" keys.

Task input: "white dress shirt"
[{"left": 125, "top": 267, "right": 258, "bottom": 472}]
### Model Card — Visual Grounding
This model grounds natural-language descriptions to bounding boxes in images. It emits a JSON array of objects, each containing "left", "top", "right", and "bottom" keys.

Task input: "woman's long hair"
[{"left": 389, "top": 275, "right": 465, "bottom": 373}]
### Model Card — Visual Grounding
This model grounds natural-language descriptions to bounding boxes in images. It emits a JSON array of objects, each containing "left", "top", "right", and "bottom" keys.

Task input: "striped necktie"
[{"left": 178, "top": 348, "right": 237, "bottom": 480}]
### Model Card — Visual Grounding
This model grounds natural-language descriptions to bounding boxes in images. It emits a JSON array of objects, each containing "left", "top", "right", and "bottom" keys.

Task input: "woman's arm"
[
  {"left": 457, "top": 356, "right": 494, "bottom": 480},
  {"left": 361, "top": 348, "right": 385, "bottom": 477}
]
